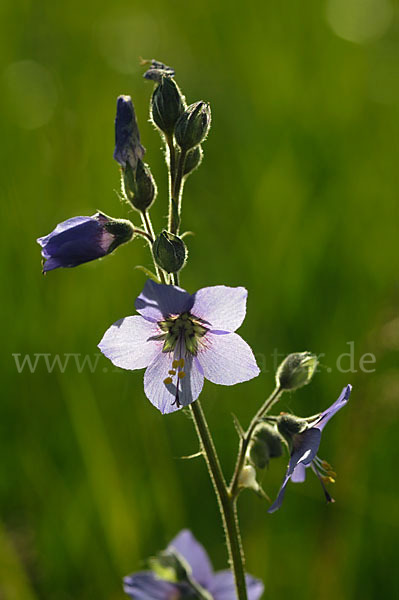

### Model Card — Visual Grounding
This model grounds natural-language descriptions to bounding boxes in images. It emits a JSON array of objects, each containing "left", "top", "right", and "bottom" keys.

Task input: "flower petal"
[
  {"left": 123, "top": 572, "right": 182, "bottom": 599},
  {"left": 291, "top": 463, "right": 307, "bottom": 483},
  {"left": 144, "top": 353, "right": 204, "bottom": 414},
  {"left": 135, "top": 280, "right": 193, "bottom": 322},
  {"left": 268, "top": 473, "right": 291, "bottom": 514},
  {"left": 289, "top": 428, "right": 322, "bottom": 473},
  {"left": 310, "top": 384, "right": 351, "bottom": 431},
  {"left": 197, "top": 332, "right": 260, "bottom": 385},
  {"left": 208, "top": 570, "right": 264, "bottom": 600},
  {"left": 37, "top": 216, "right": 95, "bottom": 249},
  {"left": 168, "top": 529, "right": 213, "bottom": 588},
  {"left": 190, "top": 286, "right": 248, "bottom": 332},
  {"left": 98, "top": 316, "right": 160, "bottom": 370}
]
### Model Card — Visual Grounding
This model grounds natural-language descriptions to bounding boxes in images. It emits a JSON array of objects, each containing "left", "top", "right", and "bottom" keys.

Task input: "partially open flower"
[
  {"left": 123, "top": 529, "right": 264, "bottom": 600},
  {"left": 37, "top": 212, "right": 134, "bottom": 272},
  {"left": 99, "top": 281, "right": 260, "bottom": 414},
  {"left": 268, "top": 385, "right": 352, "bottom": 513}
]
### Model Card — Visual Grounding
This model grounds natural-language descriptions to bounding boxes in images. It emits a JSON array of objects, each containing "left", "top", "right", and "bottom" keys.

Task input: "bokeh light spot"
[{"left": 326, "top": 0, "right": 394, "bottom": 44}]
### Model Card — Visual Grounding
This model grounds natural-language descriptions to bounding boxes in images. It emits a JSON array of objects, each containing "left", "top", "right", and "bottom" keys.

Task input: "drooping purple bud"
[
  {"left": 37, "top": 212, "right": 134, "bottom": 273},
  {"left": 113, "top": 95, "right": 145, "bottom": 169}
]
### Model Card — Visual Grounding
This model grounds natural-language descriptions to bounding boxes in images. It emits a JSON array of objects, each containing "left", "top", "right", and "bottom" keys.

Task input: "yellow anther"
[
  {"left": 178, "top": 371, "right": 186, "bottom": 379},
  {"left": 172, "top": 360, "right": 179, "bottom": 369},
  {"left": 327, "top": 470, "right": 337, "bottom": 478},
  {"left": 163, "top": 377, "right": 173, "bottom": 385},
  {"left": 168, "top": 370, "right": 176, "bottom": 375},
  {"left": 321, "top": 475, "right": 335, "bottom": 485},
  {"left": 179, "top": 358, "right": 185, "bottom": 367}
]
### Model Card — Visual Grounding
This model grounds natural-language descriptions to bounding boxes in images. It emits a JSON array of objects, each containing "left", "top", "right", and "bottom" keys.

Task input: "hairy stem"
[
  {"left": 140, "top": 211, "right": 168, "bottom": 284},
  {"left": 190, "top": 402, "right": 248, "bottom": 600},
  {"left": 230, "top": 386, "right": 282, "bottom": 499},
  {"left": 166, "top": 135, "right": 177, "bottom": 232},
  {"left": 170, "top": 148, "right": 187, "bottom": 235}
]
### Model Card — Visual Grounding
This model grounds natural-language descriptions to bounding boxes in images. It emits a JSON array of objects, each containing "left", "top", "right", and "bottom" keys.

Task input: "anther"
[
  {"left": 163, "top": 377, "right": 173, "bottom": 385},
  {"left": 321, "top": 475, "right": 335, "bottom": 484},
  {"left": 178, "top": 371, "right": 186, "bottom": 379},
  {"left": 172, "top": 359, "right": 179, "bottom": 369},
  {"left": 179, "top": 358, "right": 185, "bottom": 367},
  {"left": 168, "top": 370, "right": 176, "bottom": 375}
]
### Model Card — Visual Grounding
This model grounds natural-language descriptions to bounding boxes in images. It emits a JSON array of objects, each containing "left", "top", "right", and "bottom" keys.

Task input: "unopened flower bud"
[
  {"left": 277, "top": 414, "right": 307, "bottom": 443},
  {"left": 249, "top": 423, "right": 283, "bottom": 469},
  {"left": 184, "top": 145, "right": 203, "bottom": 176},
  {"left": 37, "top": 212, "right": 134, "bottom": 272},
  {"left": 113, "top": 95, "right": 145, "bottom": 170},
  {"left": 175, "top": 101, "right": 211, "bottom": 151},
  {"left": 151, "top": 76, "right": 185, "bottom": 136},
  {"left": 123, "top": 159, "right": 157, "bottom": 212},
  {"left": 276, "top": 352, "right": 318, "bottom": 391},
  {"left": 153, "top": 231, "right": 187, "bottom": 273},
  {"left": 238, "top": 465, "right": 259, "bottom": 491}
]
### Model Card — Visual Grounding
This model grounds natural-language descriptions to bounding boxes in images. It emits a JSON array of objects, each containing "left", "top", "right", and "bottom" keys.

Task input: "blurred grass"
[{"left": 0, "top": 0, "right": 398, "bottom": 598}]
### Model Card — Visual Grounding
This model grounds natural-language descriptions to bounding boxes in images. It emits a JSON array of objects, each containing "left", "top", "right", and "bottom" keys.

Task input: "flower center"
[{"left": 158, "top": 312, "right": 207, "bottom": 355}]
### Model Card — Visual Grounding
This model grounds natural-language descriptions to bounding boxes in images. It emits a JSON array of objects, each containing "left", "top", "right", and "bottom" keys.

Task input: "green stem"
[
  {"left": 190, "top": 402, "right": 248, "bottom": 600},
  {"left": 230, "top": 386, "right": 282, "bottom": 499},
  {"left": 132, "top": 227, "right": 154, "bottom": 244},
  {"left": 170, "top": 149, "right": 187, "bottom": 235},
  {"left": 140, "top": 211, "right": 168, "bottom": 284},
  {"left": 166, "top": 135, "right": 177, "bottom": 232}
]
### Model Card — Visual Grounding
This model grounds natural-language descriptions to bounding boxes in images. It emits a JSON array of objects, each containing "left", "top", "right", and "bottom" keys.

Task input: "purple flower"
[
  {"left": 123, "top": 529, "right": 264, "bottom": 600},
  {"left": 37, "top": 212, "right": 134, "bottom": 272},
  {"left": 114, "top": 95, "right": 145, "bottom": 169},
  {"left": 268, "top": 384, "right": 352, "bottom": 513},
  {"left": 98, "top": 281, "right": 260, "bottom": 414}
]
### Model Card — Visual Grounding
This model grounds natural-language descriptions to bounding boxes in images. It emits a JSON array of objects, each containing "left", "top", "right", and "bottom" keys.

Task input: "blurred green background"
[{"left": 1, "top": 0, "right": 398, "bottom": 598}]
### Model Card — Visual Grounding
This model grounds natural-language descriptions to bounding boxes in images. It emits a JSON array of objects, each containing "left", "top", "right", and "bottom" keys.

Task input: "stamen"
[
  {"left": 321, "top": 475, "right": 336, "bottom": 484},
  {"left": 321, "top": 460, "right": 333, "bottom": 470},
  {"left": 163, "top": 377, "right": 173, "bottom": 385},
  {"left": 168, "top": 370, "right": 176, "bottom": 375},
  {"left": 178, "top": 371, "right": 186, "bottom": 379},
  {"left": 179, "top": 358, "right": 185, "bottom": 367},
  {"left": 172, "top": 359, "right": 179, "bottom": 368}
]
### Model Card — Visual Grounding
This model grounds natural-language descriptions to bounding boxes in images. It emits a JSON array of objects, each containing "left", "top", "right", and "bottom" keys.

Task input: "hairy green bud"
[
  {"left": 123, "top": 159, "right": 157, "bottom": 212},
  {"left": 184, "top": 145, "right": 203, "bottom": 176},
  {"left": 102, "top": 215, "right": 135, "bottom": 253},
  {"left": 153, "top": 231, "right": 187, "bottom": 273},
  {"left": 277, "top": 414, "right": 307, "bottom": 444},
  {"left": 249, "top": 423, "right": 283, "bottom": 469},
  {"left": 175, "top": 101, "right": 211, "bottom": 151},
  {"left": 151, "top": 76, "right": 185, "bottom": 136},
  {"left": 276, "top": 352, "right": 318, "bottom": 391}
]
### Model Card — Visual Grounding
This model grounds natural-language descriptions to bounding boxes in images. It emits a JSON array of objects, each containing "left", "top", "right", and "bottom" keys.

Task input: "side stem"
[
  {"left": 230, "top": 386, "right": 282, "bottom": 498},
  {"left": 190, "top": 402, "right": 248, "bottom": 600},
  {"left": 140, "top": 211, "right": 168, "bottom": 284}
]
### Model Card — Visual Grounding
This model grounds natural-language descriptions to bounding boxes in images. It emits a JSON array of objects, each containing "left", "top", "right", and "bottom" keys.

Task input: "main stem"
[
  {"left": 190, "top": 402, "right": 248, "bottom": 600},
  {"left": 165, "top": 148, "right": 247, "bottom": 599}
]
